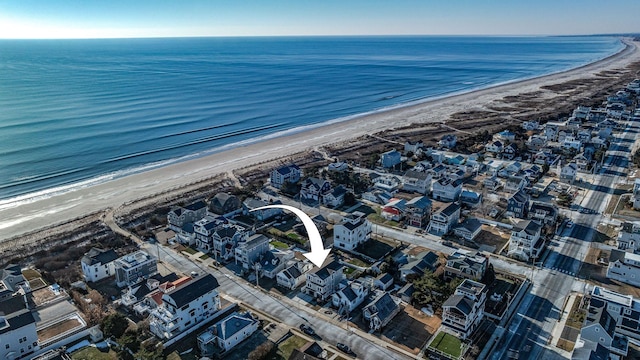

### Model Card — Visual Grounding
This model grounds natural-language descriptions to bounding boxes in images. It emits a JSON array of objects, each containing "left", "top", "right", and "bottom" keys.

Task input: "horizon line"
[{"left": 0, "top": 32, "right": 635, "bottom": 41}]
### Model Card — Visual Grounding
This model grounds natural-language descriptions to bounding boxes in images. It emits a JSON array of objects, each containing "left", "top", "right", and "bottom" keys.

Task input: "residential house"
[
  {"left": 566, "top": 117, "right": 582, "bottom": 129},
  {"left": 270, "top": 164, "right": 301, "bottom": 189},
  {"left": 430, "top": 164, "right": 447, "bottom": 179},
  {"left": 372, "top": 174, "right": 402, "bottom": 193},
  {"left": 438, "top": 135, "right": 457, "bottom": 149},
  {"left": 576, "top": 129, "right": 592, "bottom": 143},
  {"left": 258, "top": 249, "right": 291, "bottom": 279},
  {"left": 543, "top": 123, "right": 560, "bottom": 142},
  {"left": 503, "top": 143, "right": 518, "bottom": 160},
  {"left": 507, "top": 189, "right": 530, "bottom": 219},
  {"left": 460, "top": 189, "right": 482, "bottom": 208},
  {"left": 0, "top": 295, "right": 38, "bottom": 359},
  {"left": 0, "top": 265, "right": 28, "bottom": 300},
  {"left": 508, "top": 220, "right": 543, "bottom": 262},
  {"left": 235, "top": 234, "right": 270, "bottom": 270},
  {"left": 405, "top": 140, "right": 424, "bottom": 153},
  {"left": 573, "top": 106, "right": 591, "bottom": 120},
  {"left": 560, "top": 162, "right": 578, "bottom": 184},
  {"left": 444, "top": 250, "right": 488, "bottom": 281},
  {"left": 428, "top": 202, "right": 461, "bottom": 236},
  {"left": 212, "top": 224, "right": 249, "bottom": 262},
  {"left": 453, "top": 218, "right": 482, "bottom": 242},
  {"left": 328, "top": 162, "right": 349, "bottom": 172},
  {"left": 573, "top": 152, "right": 591, "bottom": 171},
  {"left": 633, "top": 179, "right": 640, "bottom": 210},
  {"left": 332, "top": 280, "right": 369, "bottom": 314},
  {"left": 381, "top": 149, "right": 402, "bottom": 168},
  {"left": 485, "top": 140, "right": 504, "bottom": 154},
  {"left": 149, "top": 274, "right": 221, "bottom": 341},
  {"left": 300, "top": 177, "right": 332, "bottom": 202},
  {"left": 361, "top": 189, "right": 394, "bottom": 205},
  {"left": 405, "top": 196, "right": 432, "bottom": 229},
  {"left": 277, "top": 261, "right": 313, "bottom": 290},
  {"left": 442, "top": 279, "right": 487, "bottom": 339},
  {"left": 242, "top": 198, "right": 283, "bottom": 221},
  {"left": 81, "top": 247, "right": 118, "bottom": 282},
  {"left": 607, "top": 250, "right": 640, "bottom": 287},
  {"left": 618, "top": 221, "right": 640, "bottom": 251},
  {"left": 363, "top": 292, "right": 400, "bottom": 331},
  {"left": 167, "top": 200, "right": 208, "bottom": 233},
  {"left": 562, "top": 136, "right": 582, "bottom": 152},
  {"left": 483, "top": 176, "right": 502, "bottom": 191},
  {"left": 495, "top": 130, "right": 516, "bottom": 142},
  {"left": 400, "top": 251, "right": 440, "bottom": 281},
  {"left": 533, "top": 150, "right": 552, "bottom": 165},
  {"left": 333, "top": 212, "right": 372, "bottom": 251},
  {"left": 194, "top": 217, "right": 223, "bottom": 253},
  {"left": 504, "top": 175, "right": 526, "bottom": 193},
  {"left": 209, "top": 193, "right": 242, "bottom": 216},
  {"left": 431, "top": 177, "right": 463, "bottom": 202},
  {"left": 577, "top": 303, "right": 628, "bottom": 359},
  {"left": 589, "top": 286, "right": 640, "bottom": 344},
  {"left": 526, "top": 134, "right": 548, "bottom": 151},
  {"left": 402, "top": 170, "right": 432, "bottom": 194},
  {"left": 528, "top": 201, "right": 558, "bottom": 226},
  {"left": 322, "top": 185, "right": 347, "bottom": 208},
  {"left": 124, "top": 273, "right": 184, "bottom": 314},
  {"left": 304, "top": 261, "right": 345, "bottom": 301},
  {"left": 382, "top": 198, "right": 406, "bottom": 221},
  {"left": 522, "top": 121, "right": 539, "bottom": 131},
  {"left": 398, "top": 283, "right": 415, "bottom": 303},
  {"left": 197, "top": 312, "right": 259, "bottom": 356},
  {"left": 597, "top": 118, "right": 618, "bottom": 132},
  {"left": 114, "top": 251, "right": 158, "bottom": 288},
  {"left": 289, "top": 342, "right": 327, "bottom": 360},
  {"left": 374, "top": 273, "right": 394, "bottom": 291}
]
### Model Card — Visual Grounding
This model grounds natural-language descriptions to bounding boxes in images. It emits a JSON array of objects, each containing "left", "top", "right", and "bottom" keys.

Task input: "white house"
[
  {"left": 402, "top": 170, "right": 432, "bottom": 194},
  {"left": 508, "top": 220, "right": 543, "bottom": 262},
  {"left": 322, "top": 185, "right": 348, "bottom": 208},
  {"left": 0, "top": 295, "right": 38, "bottom": 360},
  {"left": 431, "top": 177, "right": 463, "bottom": 202},
  {"left": 618, "top": 221, "right": 640, "bottom": 251},
  {"left": 405, "top": 140, "right": 424, "bottom": 153},
  {"left": 560, "top": 162, "right": 578, "bottom": 184},
  {"left": 276, "top": 261, "right": 313, "bottom": 290},
  {"left": 438, "top": 135, "right": 457, "bottom": 149},
  {"left": 234, "top": 234, "right": 270, "bottom": 270},
  {"left": 304, "top": 261, "right": 345, "bottom": 301},
  {"left": 81, "top": 247, "right": 118, "bottom": 282},
  {"left": 114, "top": 251, "right": 158, "bottom": 288},
  {"left": 453, "top": 218, "right": 482, "bottom": 242},
  {"left": 442, "top": 279, "right": 487, "bottom": 339},
  {"left": 428, "top": 202, "right": 461, "bottom": 236},
  {"left": 607, "top": 250, "right": 640, "bottom": 287},
  {"left": 485, "top": 140, "right": 504, "bottom": 154},
  {"left": 444, "top": 250, "right": 488, "bottom": 281},
  {"left": 495, "top": 130, "right": 516, "bottom": 142},
  {"left": 300, "top": 177, "right": 332, "bottom": 201},
  {"left": 270, "top": 164, "right": 301, "bottom": 189},
  {"left": 561, "top": 136, "right": 582, "bottom": 152},
  {"left": 374, "top": 273, "right": 394, "bottom": 291},
  {"left": 331, "top": 280, "right": 369, "bottom": 315},
  {"left": 149, "top": 274, "right": 221, "bottom": 341},
  {"left": 333, "top": 213, "right": 372, "bottom": 251},
  {"left": 197, "top": 312, "right": 259, "bottom": 355},
  {"left": 522, "top": 121, "right": 539, "bottom": 131}
]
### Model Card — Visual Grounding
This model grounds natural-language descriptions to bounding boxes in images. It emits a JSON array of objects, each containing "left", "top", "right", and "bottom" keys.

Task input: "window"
[{"left": 5, "top": 344, "right": 9, "bottom": 349}]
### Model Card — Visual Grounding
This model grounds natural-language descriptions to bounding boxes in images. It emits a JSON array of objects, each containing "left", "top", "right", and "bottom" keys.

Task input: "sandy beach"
[{"left": 1, "top": 38, "right": 639, "bottom": 243}]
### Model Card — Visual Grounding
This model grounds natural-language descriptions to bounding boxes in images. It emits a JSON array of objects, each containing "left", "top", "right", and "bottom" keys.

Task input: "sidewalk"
[{"left": 549, "top": 292, "right": 578, "bottom": 348}]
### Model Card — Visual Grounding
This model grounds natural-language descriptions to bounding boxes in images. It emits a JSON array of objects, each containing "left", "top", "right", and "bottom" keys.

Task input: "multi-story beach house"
[
  {"left": 304, "top": 261, "right": 345, "bottom": 301},
  {"left": 402, "top": 170, "right": 432, "bottom": 194},
  {"left": 167, "top": 200, "right": 208, "bottom": 233},
  {"left": 427, "top": 202, "right": 460, "bottom": 236},
  {"left": 508, "top": 220, "right": 543, "bottom": 262},
  {"left": 400, "top": 251, "right": 440, "bottom": 281},
  {"left": 607, "top": 250, "right": 640, "bottom": 287},
  {"left": 380, "top": 149, "right": 401, "bottom": 168},
  {"left": 0, "top": 295, "right": 38, "bottom": 360},
  {"left": 363, "top": 292, "right": 400, "bottom": 331},
  {"left": 300, "top": 177, "right": 332, "bottom": 201},
  {"left": 331, "top": 280, "right": 369, "bottom": 315},
  {"left": 197, "top": 312, "right": 259, "bottom": 356},
  {"left": 333, "top": 212, "right": 371, "bottom": 252},
  {"left": 506, "top": 189, "right": 530, "bottom": 219},
  {"left": 618, "top": 221, "right": 640, "bottom": 251},
  {"left": 453, "top": 218, "right": 482, "bottom": 242},
  {"left": 270, "top": 164, "right": 302, "bottom": 189},
  {"left": 431, "top": 177, "right": 462, "bottom": 202},
  {"left": 234, "top": 233, "right": 270, "bottom": 270},
  {"left": 405, "top": 196, "right": 432, "bottom": 228},
  {"left": 442, "top": 279, "right": 487, "bottom": 339},
  {"left": 444, "top": 250, "right": 488, "bottom": 281},
  {"left": 276, "top": 261, "right": 313, "bottom": 290},
  {"left": 149, "top": 274, "right": 221, "bottom": 341},
  {"left": 114, "top": 251, "right": 158, "bottom": 288},
  {"left": 81, "top": 247, "right": 118, "bottom": 282}
]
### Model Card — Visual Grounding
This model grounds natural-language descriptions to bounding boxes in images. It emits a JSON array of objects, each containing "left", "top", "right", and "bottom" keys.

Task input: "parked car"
[
  {"left": 337, "top": 343, "right": 356, "bottom": 357},
  {"left": 566, "top": 220, "right": 573, "bottom": 228},
  {"left": 299, "top": 324, "right": 317, "bottom": 337}
]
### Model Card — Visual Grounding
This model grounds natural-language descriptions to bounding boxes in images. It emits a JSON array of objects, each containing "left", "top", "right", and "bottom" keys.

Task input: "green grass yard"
[
  {"left": 71, "top": 347, "right": 118, "bottom": 360},
  {"left": 277, "top": 335, "right": 308, "bottom": 359},
  {"left": 429, "top": 332, "right": 462, "bottom": 359}
]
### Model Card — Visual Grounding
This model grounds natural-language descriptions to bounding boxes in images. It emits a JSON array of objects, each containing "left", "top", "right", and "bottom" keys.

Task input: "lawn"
[
  {"left": 71, "top": 347, "right": 118, "bottom": 360},
  {"left": 565, "top": 296, "right": 586, "bottom": 329},
  {"left": 277, "top": 335, "right": 308, "bottom": 359},
  {"left": 199, "top": 253, "right": 210, "bottom": 260},
  {"left": 271, "top": 240, "right": 289, "bottom": 249},
  {"left": 183, "top": 247, "right": 198, "bottom": 255},
  {"left": 22, "top": 269, "right": 42, "bottom": 281},
  {"left": 346, "top": 258, "right": 368, "bottom": 267},
  {"left": 429, "top": 332, "right": 462, "bottom": 359}
]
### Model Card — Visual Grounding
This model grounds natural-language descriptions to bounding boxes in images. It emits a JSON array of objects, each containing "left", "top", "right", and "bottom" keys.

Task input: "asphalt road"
[{"left": 492, "top": 115, "right": 639, "bottom": 359}]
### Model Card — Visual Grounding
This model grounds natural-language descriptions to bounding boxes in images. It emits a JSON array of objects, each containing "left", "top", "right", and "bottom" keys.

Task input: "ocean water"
[{"left": 0, "top": 36, "right": 623, "bottom": 206}]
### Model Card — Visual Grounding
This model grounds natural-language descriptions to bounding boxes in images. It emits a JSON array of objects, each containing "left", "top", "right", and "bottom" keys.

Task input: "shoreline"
[{"left": 1, "top": 38, "right": 639, "bottom": 242}]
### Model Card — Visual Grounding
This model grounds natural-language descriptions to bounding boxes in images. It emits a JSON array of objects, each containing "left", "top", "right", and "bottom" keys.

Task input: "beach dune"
[{"left": 1, "top": 39, "right": 638, "bottom": 242}]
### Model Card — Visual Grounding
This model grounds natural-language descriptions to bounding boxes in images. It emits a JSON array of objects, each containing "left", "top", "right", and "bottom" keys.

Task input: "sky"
[{"left": 0, "top": 0, "right": 639, "bottom": 39}]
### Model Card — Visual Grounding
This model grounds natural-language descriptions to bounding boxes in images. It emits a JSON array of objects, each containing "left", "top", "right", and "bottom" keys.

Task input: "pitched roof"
[
  {"left": 443, "top": 294, "right": 474, "bottom": 315},
  {"left": 82, "top": 248, "right": 118, "bottom": 266},
  {"left": 404, "top": 170, "right": 430, "bottom": 180},
  {"left": 406, "top": 196, "right": 431, "bottom": 210},
  {"left": 0, "top": 296, "right": 35, "bottom": 335},
  {"left": 184, "top": 200, "right": 207, "bottom": 212},
  {"left": 439, "top": 202, "right": 460, "bottom": 217},
  {"left": 166, "top": 274, "right": 219, "bottom": 308},
  {"left": 214, "top": 312, "right": 257, "bottom": 340},
  {"left": 364, "top": 292, "right": 399, "bottom": 322},
  {"left": 513, "top": 220, "right": 542, "bottom": 236},
  {"left": 309, "top": 260, "right": 343, "bottom": 280}
]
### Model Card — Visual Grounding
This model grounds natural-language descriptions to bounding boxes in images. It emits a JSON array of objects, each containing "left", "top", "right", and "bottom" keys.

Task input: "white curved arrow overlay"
[{"left": 251, "top": 204, "right": 330, "bottom": 267}]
